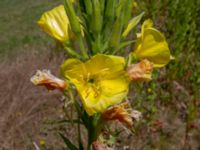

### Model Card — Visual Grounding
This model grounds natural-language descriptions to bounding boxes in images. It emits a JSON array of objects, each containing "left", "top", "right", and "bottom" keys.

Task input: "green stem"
[
  {"left": 78, "top": 36, "right": 89, "bottom": 60},
  {"left": 126, "top": 53, "right": 132, "bottom": 67},
  {"left": 64, "top": 46, "right": 82, "bottom": 59}
]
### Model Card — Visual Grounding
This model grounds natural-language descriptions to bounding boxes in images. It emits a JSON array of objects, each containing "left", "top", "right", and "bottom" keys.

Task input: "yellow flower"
[
  {"left": 38, "top": 5, "right": 72, "bottom": 42},
  {"left": 133, "top": 19, "right": 171, "bottom": 67},
  {"left": 61, "top": 54, "right": 129, "bottom": 116}
]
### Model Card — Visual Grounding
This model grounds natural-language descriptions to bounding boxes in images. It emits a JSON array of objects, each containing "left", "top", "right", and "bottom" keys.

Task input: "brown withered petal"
[
  {"left": 30, "top": 70, "right": 67, "bottom": 91},
  {"left": 102, "top": 104, "right": 133, "bottom": 127},
  {"left": 127, "top": 59, "right": 153, "bottom": 81},
  {"left": 130, "top": 110, "right": 142, "bottom": 121},
  {"left": 92, "top": 141, "right": 111, "bottom": 150}
]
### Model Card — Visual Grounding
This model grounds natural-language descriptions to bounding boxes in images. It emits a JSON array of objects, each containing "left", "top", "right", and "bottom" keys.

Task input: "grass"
[
  {"left": 0, "top": 0, "right": 63, "bottom": 57},
  {"left": 0, "top": 0, "right": 200, "bottom": 149}
]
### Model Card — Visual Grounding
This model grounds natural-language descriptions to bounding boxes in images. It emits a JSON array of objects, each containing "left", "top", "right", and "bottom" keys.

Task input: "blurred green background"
[
  {"left": 0, "top": 0, "right": 200, "bottom": 149},
  {"left": 0, "top": 0, "right": 63, "bottom": 57}
]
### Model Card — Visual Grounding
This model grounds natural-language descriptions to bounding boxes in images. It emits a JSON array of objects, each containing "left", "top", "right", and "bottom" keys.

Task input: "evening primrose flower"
[
  {"left": 133, "top": 19, "right": 171, "bottom": 67},
  {"left": 38, "top": 5, "right": 72, "bottom": 42},
  {"left": 61, "top": 54, "right": 129, "bottom": 116},
  {"left": 31, "top": 70, "right": 67, "bottom": 91},
  {"left": 127, "top": 59, "right": 153, "bottom": 81}
]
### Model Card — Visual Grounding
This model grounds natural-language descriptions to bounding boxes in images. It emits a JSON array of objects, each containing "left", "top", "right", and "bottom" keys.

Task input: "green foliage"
[
  {"left": 0, "top": 0, "right": 62, "bottom": 57},
  {"left": 131, "top": 0, "right": 200, "bottom": 149},
  {"left": 59, "top": 132, "right": 79, "bottom": 150},
  {"left": 0, "top": 0, "right": 200, "bottom": 149}
]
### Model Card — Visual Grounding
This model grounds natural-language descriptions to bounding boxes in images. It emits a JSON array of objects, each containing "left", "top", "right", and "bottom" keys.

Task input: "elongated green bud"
[
  {"left": 99, "top": 0, "right": 105, "bottom": 14},
  {"left": 109, "top": 17, "right": 123, "bottom": 50},
  {"left": 123, "top": 0, "right": 132, "bottom": 28},
  {"left": 84, "top": 0, "right": 92, "bottom": 16},
  {"left": 105, "top": 0, "right": 116, "bottom": 21},
  {"left": 115, "top": 0, "right": 125, "bottom": 18},
  {"left": 91, "top": 0, "right": 102, "bottom": 33},
  {"left": 64, "top": 0, "right": 81, "bottom": 35},
  {"left": 122, "top": 12, "right": 145, "bottom": 38}
]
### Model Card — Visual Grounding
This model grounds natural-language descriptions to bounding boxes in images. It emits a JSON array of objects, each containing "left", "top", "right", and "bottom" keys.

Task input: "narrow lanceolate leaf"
[
  {"left": 122, "top": 12, "right": 145, "bottom": 38},
  {"left": 119, "top": 40, "right": 135, "bottom": 50},
  {"left": 59, "top": 132, "right": 79, "bottom": 150}
]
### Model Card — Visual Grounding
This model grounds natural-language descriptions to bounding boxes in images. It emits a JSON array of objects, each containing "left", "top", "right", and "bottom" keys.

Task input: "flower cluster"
[{"left": 31, "top": 1, "right": 172, "bottom": 149}]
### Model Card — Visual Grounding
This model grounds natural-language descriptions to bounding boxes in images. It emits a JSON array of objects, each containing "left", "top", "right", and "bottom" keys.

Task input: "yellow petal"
[
  {"left": 60, "top": 58, "right": 87, "bottom": 85},
  {"left": 85, "top": 54, "right": 125, "bottom": 79},
  {"left": 38, "top": 5, "right": 72, "bottom": 42},
  {"left": 134, "top": 25, "right": 171, "bottom": 67},
  {"left": 142, "top": 19, "right": 153, "bottom": 32}
]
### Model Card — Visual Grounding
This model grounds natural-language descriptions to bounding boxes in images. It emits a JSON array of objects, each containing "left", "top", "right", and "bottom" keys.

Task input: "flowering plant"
[{"left": 31, "top": 0, "right": 172, "bottom": 149}]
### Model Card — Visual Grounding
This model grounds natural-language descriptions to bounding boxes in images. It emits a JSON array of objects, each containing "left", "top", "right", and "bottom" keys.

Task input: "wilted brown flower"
[
  {"left": 92, "top": 141, "right": 110, "bottom": 150},
  {"left": 102, "top": 103, "right": 133, "bottom": 127},
  {"left": 127, "top": 59, "right": 153, "bottom": 81},
  {"left": 130, "top": 110, "right": 142, "bottom": 121},
  {"left": 30, "top": 70, "right": 67, "bottom": 91}
]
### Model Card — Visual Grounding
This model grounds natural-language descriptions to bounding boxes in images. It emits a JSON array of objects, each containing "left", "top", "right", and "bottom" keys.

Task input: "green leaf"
[
  {"left": 122, "top": 12, "right": 145, "bottom": 38},
  {"left": 59, "top": 132, "right": 79, "bottom": 150},
  {"left": 119, "top": 40, "right": 136, "bottom": 49},
  {"left": 44, "top": 119, "right": 82, "bottom": 125}
]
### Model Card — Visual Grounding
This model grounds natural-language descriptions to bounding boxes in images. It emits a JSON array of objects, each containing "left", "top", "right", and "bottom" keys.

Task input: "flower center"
[{"left": 88, "top": 78, "right": 95, "bottom": 84}]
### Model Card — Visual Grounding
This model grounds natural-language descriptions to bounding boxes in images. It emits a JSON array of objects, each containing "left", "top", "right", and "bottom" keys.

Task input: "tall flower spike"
[
  {"left": 127, "top": 59, "right": 153, "bottom": 81},
  {"left": 38, "top": 5, "right": 72, "bottom": 42},
  {"left": 133, "top": 19, "right": 171, "bottom": 67},
  {"left": 31, "top": 70, "right": 67, "bottom": 91},
  {"left": 61, "top": 54, "right": 129, "bottom": 116}
]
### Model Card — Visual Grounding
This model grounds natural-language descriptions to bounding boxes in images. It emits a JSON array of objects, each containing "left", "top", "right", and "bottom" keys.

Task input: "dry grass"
[
  {"left": 0, "top": 48, "right": 71, "bottom": 150},
  {"left": 0, "top": 48, "right": 200, "bottom": 150}
]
